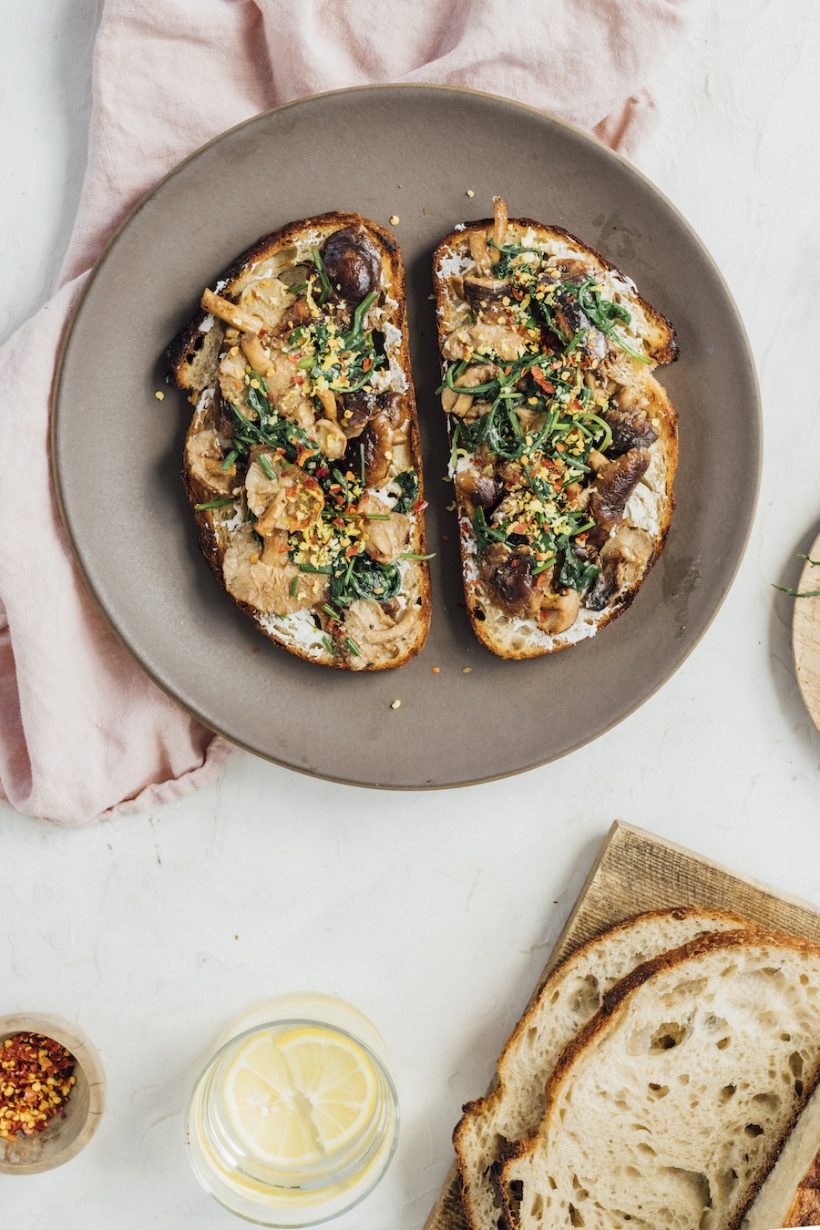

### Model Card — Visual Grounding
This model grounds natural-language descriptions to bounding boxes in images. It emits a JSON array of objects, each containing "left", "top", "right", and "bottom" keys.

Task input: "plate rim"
[{"left": 51, "top": 82, "right": 763, "bottom": 791}]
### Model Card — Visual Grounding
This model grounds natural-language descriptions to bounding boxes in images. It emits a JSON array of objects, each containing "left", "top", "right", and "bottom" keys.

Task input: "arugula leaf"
[
  {"left": 392, "top": 469, "right": 419, "bottom": 513},
  {"left": 472, "top": 506, "right": 508, "bottom": 556},
  {"left": 329, "top": 553, "right": 402, "bottom": 608}
]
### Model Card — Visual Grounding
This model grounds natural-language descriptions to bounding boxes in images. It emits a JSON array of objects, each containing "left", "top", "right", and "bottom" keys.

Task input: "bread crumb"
[
  {"left": 389, "top": 214, "right": 400, "bottom": 226},
  {"left": 432, "top": 666, "right": 441, "bottom": 674},
  {"left": 466, "top": 189, "right": 475, "bottom": 198},
  {"left": 390, "top": 699, "right": 401, "bottom": 710},
  {"left": 462, "top": 667, "right": 473, "bottom": 673},
  {"left": 154, "top": 390, "right": 165, "bottom": 400}
]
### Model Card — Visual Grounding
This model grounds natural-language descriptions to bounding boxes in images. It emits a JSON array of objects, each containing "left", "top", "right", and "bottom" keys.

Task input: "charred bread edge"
[
  {"left": 495, "top": 928, "right": 820, "bottom": 1230},
  {"left": 432, "top": 216, "right": 679, "bottom": 660},
  {"left": 168, "top": 211, "right": 431, "bottom": 671},
  {"left": 453, "top": 906, "right": 752, "bottom": 1230}
]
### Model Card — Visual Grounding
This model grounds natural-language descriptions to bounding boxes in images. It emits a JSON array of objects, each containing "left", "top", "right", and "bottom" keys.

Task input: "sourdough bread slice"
[
  {"left": 168, "top": 212, "right": 430, "bottom": 671},
  {"left": 432, "top": 199, "right": 678, "bottom": 660},
  {"left": 455, "top": 908, "right": 747, "bottom": 1230},
  {"left": 500, "top": 931, "right": 820, "bottom": 1230},
  {"left": 743, "top": 1087, "right": 820, "bottom": 1229}
]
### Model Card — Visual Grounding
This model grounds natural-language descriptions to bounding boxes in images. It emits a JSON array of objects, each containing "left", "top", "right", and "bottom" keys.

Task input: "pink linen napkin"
[{"left": 0, "top": 0, "right": 689, "bottom": 825}]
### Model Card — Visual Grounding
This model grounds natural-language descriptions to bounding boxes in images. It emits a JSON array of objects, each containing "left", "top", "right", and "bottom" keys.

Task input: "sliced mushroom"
[
  {"left": 468, "top": 229, "right": 493, "bottom": 275},
  {"left": 185, "top": 427, "right": 235, "bottom": 494},
  {"left": 602, "top": 387, "right": 659, "bottom": 455},
  {"left": 315, "top": 386, "right": 338, "bottom": 421},
  {"left": 237, "top": 277, "right": 294, "bottom": 333},
  {"left": 344, "top": 412, "right": 393, "bottom": 486},
  {"left": 278, "top": 386, "right": 316, "bottom": 432},
  {"left": 586, "top": 525, "right": 654, "bottom": 611},
  {"left": 217, "top": 345, "right": 248, "bottom": 406},
  {"left": 443, "top": 320, "right": 527, "bottom": 363},
  {"left": 479, "top": 543, "right": 540, "bottom": 617},
  {"left": 538, "top": 588, "right": 580, "bottom": 635},
  {"left": 245, "top": 455, "right": 324, "bottom": 536},
  {"left": 358, "top": 493, "right": 410, "bottom": 563},
  {"left": 455, "top": 469, "right": 503, "bottom": 516},
  {"left": 588, "top": 447, "right": 650, "bottom": 541},
  {"left": 492, "top": 196, "right": 508, "bottom": 248},
  {"left": 321, "top": 227, "right": 381, "bottom": 301},
  {"left": 535, "top": 276, "right": 607, "bottom": 363},
  {"left": 313, "top": 417, "right": 348, "bottom": 461},
  {"left": 201, "top": 288, "right": 264, "bottom": 335},
  {"left": 440, "top": 362, "right": 496, "bottom": 418},
  {"left": 342, "top": 599, "right": 417, "bottom": 670},
  {"left": 339, "top": 389, "right": 377, "bottom": 438},
  {"left": 223, "top": 527, "right": 328, "bottom": 615},
  {"left": 463, "top": 276, "right": 510, "bottom": 311}
]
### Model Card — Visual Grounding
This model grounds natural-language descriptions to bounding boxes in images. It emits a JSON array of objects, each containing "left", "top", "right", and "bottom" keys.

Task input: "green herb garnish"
[
  {"left": 194, "top": 496, "right": 235, "bottom": 511},
  {"left": 344, "top": 636, "right": 361, "bottom": 657}
]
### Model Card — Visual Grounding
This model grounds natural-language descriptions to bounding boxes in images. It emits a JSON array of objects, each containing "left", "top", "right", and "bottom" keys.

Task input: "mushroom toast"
[
  {"left": 169, "top": 213, "right": 431, "bottom": 671},
  {"left": 432, "top": 198, "right": 678, "bottom": 659}
]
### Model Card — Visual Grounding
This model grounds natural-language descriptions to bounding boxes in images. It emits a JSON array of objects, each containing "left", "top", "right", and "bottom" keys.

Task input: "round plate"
[{"left": 54, "top": 85, "right": 761, "bottom": 788}]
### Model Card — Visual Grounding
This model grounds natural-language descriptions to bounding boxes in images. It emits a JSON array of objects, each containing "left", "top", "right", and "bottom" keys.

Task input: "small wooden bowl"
[{"left": 0, "top": 1013, "right": 106, "bottom": 1175}]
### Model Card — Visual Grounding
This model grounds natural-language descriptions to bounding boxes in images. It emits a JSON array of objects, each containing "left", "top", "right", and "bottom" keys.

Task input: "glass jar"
[{"left": 186, "top": 995, "right": 399, "bottom": 1226}]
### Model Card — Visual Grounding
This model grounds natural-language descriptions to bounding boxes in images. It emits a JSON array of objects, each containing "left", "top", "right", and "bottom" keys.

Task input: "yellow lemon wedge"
[
  {"left": 223, "top": 1026, "right": 378, "bottom": 1169},
  {"left": 276, "top": 1026, "right": 378, "bottom": 1154}
]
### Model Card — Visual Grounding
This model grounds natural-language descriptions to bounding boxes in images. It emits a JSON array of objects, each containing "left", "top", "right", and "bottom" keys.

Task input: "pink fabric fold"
[{"left": 0, "top": 0, "right": 689, "bottom": 825}]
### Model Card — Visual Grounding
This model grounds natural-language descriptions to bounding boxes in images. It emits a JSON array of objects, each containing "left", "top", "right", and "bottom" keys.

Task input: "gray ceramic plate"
[{"left": 53, "top": 85, "right": 760, "bottom": 788}]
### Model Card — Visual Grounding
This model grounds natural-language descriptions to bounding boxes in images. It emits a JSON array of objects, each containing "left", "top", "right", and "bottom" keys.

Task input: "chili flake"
[{"left": 0, "top": 1033, "right": 77, "bottom": 1140}]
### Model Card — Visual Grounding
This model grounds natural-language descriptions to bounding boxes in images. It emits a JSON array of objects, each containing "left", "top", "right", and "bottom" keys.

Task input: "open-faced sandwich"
[
  {"left": 168, "top": 213, "right": 430, "bottom": 670},
  {"left": 432, "top": 198, "right": 678, "bottom": 659}
]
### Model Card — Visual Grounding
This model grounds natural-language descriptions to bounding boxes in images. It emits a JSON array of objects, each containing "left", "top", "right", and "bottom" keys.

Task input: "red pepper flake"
[
  {"left": 362, "top": 357, "right": 372, "bottom": 372},
  {"left": 413, "top": 498, "right": 429, "bottom": 512},
  {"left": 0, "top": 1033, "right": 77, "bottom": 1140}
]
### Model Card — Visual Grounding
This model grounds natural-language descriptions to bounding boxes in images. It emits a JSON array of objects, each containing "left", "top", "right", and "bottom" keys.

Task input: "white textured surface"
[{"left": 1, "top": 4, "right": 819, "bottom": 1228}]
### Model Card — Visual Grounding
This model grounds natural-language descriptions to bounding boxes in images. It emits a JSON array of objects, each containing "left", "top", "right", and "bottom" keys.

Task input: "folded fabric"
[{"left": 0, "top": 0, "right": 690, "bottom": 825}]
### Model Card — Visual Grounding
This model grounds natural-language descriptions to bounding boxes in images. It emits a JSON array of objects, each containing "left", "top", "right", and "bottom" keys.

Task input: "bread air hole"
[
  {"left": 715, "top": 1036, "right": 731, "bottom": 1050},
  {"left": 719, "top": 1084, "right": 736, "bottom": 1102},
  {"left": 744, "top": 1123, "right": 764, "bottom": 1137},
  {"left": 648, "top": 1083, "right": 670, "bottom": 1099},
  {"left": 568, "top": 1203, "right": 585, "bottom": 1226},
  {"left": 529, "top": 1194, "right": 544, "bottom": 1218},
  {"left": 751, "top": 1092, "right": 781, "bottom": 1113},
  {"left": 650, "top": 1021, "right": 686, "bottom": 1051}
]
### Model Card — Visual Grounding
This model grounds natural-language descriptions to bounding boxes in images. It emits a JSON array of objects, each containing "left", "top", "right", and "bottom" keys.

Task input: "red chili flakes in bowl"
[{"left": 0, "top": 1033, "right": 77, "bottom": 1139}]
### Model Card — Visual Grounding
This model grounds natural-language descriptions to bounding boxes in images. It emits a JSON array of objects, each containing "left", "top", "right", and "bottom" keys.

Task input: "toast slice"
[
  {"left": 168, "top": 213, "right": 431, "bottom": 670},
  {"left": 455, "top": 908, "right": 748, "bottom": 1230},
  {"left": 743, "top": 1087, "right": 820, "bottom": 1229},
  {"left": 499, "top": 930, "right": 820, "bottom": 1230},
  {"left": 432, "top": 198, "right": 678, "bottom": 659}
]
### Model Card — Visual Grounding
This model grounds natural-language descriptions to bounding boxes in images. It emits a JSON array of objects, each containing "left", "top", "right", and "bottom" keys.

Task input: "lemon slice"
[
  {"left": 224, "top": 1032, "right": 322, "bottom": 1167},
  {"left": 223, "top": 1026, "right": 379, "bottom": 1169},
  {"left": 276, "top": 1026, "right": 378, "bottom": 1153}
]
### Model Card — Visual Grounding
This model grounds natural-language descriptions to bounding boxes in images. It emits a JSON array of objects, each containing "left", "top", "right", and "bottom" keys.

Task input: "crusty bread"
[
  {"left": 499, "top": 931, "right": 820, "bottom": 1230},
  {"left": 743, "top": 1087, "right": 820, "bottom": 1229},
  {"left": 455, "top": 908, "right": 748, "bottom": 1230},
  {"left": 432, "top": 200, "right": 678, "bottom": 660},
  {"left": 168, "top": 212, "right": 431, "bottom": 670}
]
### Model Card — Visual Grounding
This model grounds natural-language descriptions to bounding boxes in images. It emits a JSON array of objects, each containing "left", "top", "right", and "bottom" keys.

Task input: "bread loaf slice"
[
  {"left": 168, "top": 213, "right": 430, "bottom": 670},
  {"left": 455, "top": 908, "right": 747, "bottom": 1230},
  {"left": 500, "top": 931, "right": 820, "bottom": 1230},
  {"left": 432, "top": 198, "right": 678, "bottom": 659},
  {"left": 743, "top": 1087, "right": 820, "bottom": 1229}
]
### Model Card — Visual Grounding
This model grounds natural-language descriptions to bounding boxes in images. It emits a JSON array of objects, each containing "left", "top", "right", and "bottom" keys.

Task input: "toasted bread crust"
[
  {"left": 433, "top": 214, "right": 679, "bottom": 660},
  {"left": 783, "top": 1149, "right": 820, "bottom": 1226},
  {"left": 169, "top": 212, "right": 431, "bottom": 670},
  {"left": 497, "top": 928, "right": 820, "bottom": 1230}
]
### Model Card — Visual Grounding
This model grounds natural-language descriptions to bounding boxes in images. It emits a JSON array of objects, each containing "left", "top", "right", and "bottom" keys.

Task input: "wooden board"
[
  {"left": 793, "top": 531, "right": 820, "bottom": 733},
  {"left": 423, "top": 820, "right": 820, "bottom": 1230}
]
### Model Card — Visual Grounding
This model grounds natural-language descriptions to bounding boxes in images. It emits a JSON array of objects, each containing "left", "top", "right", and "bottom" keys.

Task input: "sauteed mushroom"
[{"left": 321, "top": 227, "right": 381, "bottom": 301}]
